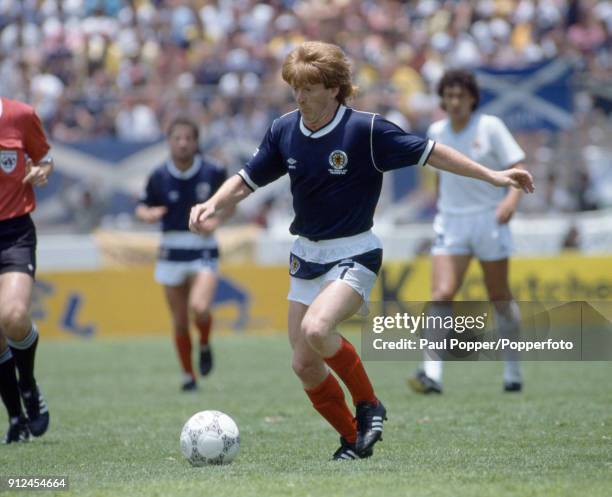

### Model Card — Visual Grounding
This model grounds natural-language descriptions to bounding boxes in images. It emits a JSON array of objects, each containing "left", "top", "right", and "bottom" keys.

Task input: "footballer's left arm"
[{"left": 427, "top": 143, "right": 534, "bottom": 193}]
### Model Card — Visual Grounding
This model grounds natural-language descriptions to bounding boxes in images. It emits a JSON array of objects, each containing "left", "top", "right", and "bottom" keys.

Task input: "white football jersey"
[{"left": 427, "top": 114, "right": 525, "bottom": 214}]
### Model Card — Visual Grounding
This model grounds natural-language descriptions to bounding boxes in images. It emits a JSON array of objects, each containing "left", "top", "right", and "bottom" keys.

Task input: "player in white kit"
[{"left": 409, "top": 70, "right": 526, "bottom": 394}]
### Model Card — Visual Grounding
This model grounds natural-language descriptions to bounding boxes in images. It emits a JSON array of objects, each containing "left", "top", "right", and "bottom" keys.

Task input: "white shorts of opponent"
[
  {"left": 431, "top": 211, "right": 512, "bottom": 261},
  {"left": 287, "top": 230, "right": 383, "bottom": 316}
]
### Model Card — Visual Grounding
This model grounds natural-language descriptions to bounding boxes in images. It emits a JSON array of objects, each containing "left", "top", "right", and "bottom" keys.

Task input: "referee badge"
[
  {"left": 328, "top": 150, "right": 348, "bottom": 175},
  {"left": 0, "top": 150, "right": 18, "bottom": 174}
]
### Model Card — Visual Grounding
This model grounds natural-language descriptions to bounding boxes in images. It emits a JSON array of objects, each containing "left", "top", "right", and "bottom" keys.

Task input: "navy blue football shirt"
[
  {"left": 141, "top": 155, "right": 227, "bottom": 233},
  {"left": 238, "top": 105, "right": 434, "bottom": 241}
]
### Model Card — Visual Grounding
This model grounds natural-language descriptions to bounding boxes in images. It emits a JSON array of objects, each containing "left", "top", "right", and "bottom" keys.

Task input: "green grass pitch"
[{"left": 1, "top": 334, "right": 611, "bottom": 497}]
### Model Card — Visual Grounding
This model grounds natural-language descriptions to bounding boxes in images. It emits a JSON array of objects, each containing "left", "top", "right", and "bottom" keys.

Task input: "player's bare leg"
[
  {"left": 164, "top": 282, "right": 196, "bottom": 390},
  {"left": 431, "top": 254, "right": 472, "bottom": 302},
  {"left": 409, "top": 254, "right": 471, "bottom": 394},
  {"left": 300, "top": 281, "right": 361, "bottom": 357},
  {"left": 480, "top": 258, "right": 523, "bottom": 391},
  {"left": 188, "top": 271, "right": 218, "bottom": 376},
  {"left": 301, "top": 281, "right": 385, "bottom": 455},
  {"left": 288, "top": 300, "right": 365, "bottom": 460},
  {"left": 0, "top": 272, "right": 48, "bottom": 438},
  {"left": 0, "top": 273, "right": 33, "bottom": 341},
  {"left": 289, "top": 301, "right": 329, "bottom": 388}
]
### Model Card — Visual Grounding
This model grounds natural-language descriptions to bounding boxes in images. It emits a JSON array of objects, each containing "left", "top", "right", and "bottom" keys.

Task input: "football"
[{"left": 180, "top": 410, "right": 240, "bottom": 466}]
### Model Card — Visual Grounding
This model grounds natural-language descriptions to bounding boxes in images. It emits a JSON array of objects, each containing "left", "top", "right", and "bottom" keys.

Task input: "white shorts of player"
[
  {"left": 287, "top": 230, "right": 382, "bottom": 316},
  {"left": 431, "top": 211, "right": 512, "bottom": 261},
  {"left": 155, "top": 258, "right": 219, "bottom": 286}
]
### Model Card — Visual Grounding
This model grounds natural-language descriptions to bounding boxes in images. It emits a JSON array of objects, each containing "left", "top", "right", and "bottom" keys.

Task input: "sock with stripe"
[
  {"left": 305, "top": 373, "right": 357, "bottom": 443},
  {"left": 8, "top": 324, "right": 39, "bottom": 393},
  {"left": 0, "top": 348, "right": 24, "bottom": 421},
  {"left": 324, "top": 336, "right": 377, "bottom": 406}
]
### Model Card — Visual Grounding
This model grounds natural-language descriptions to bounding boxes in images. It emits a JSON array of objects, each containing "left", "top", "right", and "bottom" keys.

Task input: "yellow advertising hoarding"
[
  {"left": 34, "top": 265, "right": 288, "bottom": 339},
  {"left": 35, "top": 254, "right": 612, "bottom": 339},
  {"left": 378, "top": 254, "right": 612, "bottom": 302}
]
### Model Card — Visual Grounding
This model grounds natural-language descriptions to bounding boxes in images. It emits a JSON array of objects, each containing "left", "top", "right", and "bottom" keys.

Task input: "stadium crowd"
[{"left": 1, "top": 0, "right": 611, "bottom": 219}]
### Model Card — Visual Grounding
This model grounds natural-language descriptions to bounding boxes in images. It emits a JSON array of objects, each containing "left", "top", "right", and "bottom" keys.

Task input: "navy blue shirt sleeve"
[
  {"left": 140, "top": 172, "right": 163, "bottom": 206},
  {"left": 371, "top": 116, "right": 434, "bottom": 172},
  {"left": 239, "top": 123, "right": 286, "bottom": 190},
  {"left": 212, "top": 166, "right": 227, "bottom": 195}
]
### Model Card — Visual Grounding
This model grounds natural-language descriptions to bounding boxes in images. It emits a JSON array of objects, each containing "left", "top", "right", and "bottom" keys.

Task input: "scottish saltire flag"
[
  {"left": 477, "top": 59, "right": 575, "bottom": 131},
  {"left": 34, "top": 139, "right": 166, "bottom": 225}
]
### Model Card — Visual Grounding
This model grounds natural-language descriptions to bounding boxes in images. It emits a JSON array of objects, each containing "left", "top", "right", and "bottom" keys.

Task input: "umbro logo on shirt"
[{"left": 287, "top": 158, "right": 297, "bottom": 169}]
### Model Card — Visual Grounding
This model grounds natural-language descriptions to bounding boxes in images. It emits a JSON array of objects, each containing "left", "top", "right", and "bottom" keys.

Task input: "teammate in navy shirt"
[
  {"left": 189, "top": 42, "right": 534, "bottom": 460},
  {"left": 136, "top": 117, "right": 230, "bottom": 392}
]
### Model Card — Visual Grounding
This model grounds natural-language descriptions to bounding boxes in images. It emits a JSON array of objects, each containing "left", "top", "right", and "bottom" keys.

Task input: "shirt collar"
[
  {"left": 166, "top": 155, "right": 202, "bottom": 180},
  {"left": 299, "top": 105, "right": 347, "bottom": 139}
]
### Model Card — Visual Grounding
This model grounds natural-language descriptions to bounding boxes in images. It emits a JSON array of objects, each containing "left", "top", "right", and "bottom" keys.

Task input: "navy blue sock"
[
  {"left": 9, "top": 324, "right": 39, "bottom": 393},
  {"left": 0, "top": 348, "right": 23, "bottom": 420}
]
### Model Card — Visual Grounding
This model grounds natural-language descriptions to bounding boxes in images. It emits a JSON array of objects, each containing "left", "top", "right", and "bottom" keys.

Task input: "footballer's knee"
[
  {"left": 190, "top": 304, "right": 211, "bottom": 322},
  {"left": 431, "top": 286, "right": 458, "bottom": 302},
  {"left": 189, "top": 288, "right": 212, "bottom": 317},
  {"left": 301, "top": 314, "right": 333, "bottom": 350},
  {"left": 169, "top": 308, "right": 190, "bottom": 334},
  {"left": 172, "top": 322, "right": 190, "bottom": 336},
  {"left": 0, "top": 302, "right": 30, "bottom": 339}
]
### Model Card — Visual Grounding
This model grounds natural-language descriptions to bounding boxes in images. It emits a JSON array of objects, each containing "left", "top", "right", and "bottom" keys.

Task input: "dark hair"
[
  {"left": 437, "top": 69, "right": 480, "bottom": 111},
  {"left": 167, "top": 116, "right": 199, "bottom": 141}
]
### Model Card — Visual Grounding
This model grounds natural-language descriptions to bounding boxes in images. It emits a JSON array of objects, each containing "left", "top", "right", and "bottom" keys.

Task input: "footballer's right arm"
[
  {"left": 189, "top": 174, "right": 252, "bottom": 234},
  {"left": 428, "top": 143, "right": 534, "bottom": 193}
]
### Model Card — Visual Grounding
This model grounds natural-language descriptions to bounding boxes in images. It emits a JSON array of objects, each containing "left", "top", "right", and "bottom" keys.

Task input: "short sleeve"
[
  {"left": 238, "top": 123, "right": 286, "bottom": 190},
  {"left": 212, "top": 166, "right": 227, "bottom": 194},
  {"left": 371, "top": 116, "right": 435, "bottom": 172},
  {"left": 489, "top": 116, "right": 525, "bottom": 168},
  {"left": 140, "top": 173, "right": 162, "bottom": 206},
  {"left": 24, "top": 109, "right": 50, "bottom": 163}
]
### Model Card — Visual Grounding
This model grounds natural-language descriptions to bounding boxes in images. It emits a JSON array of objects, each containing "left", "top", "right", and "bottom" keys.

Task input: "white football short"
[
  {"left": 287, "top": 230, "right": 382, "bottom": 316},
  {"left": 155, "top": 258, "right": 218, "bottom": 286},
  {"left": 154, "top": 232, "right": 219, "bottom": 286},
  {"left": 431, "top": 211, "right": 512, "bottom": 261}
]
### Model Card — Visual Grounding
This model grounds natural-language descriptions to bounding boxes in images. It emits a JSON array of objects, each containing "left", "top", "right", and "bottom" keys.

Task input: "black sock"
[
  {"left": 0, "top": 348, "right": 23, "bottom": 420},
  {"left": 9, "top": 325, "right": 39, "bottom": 393}
]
